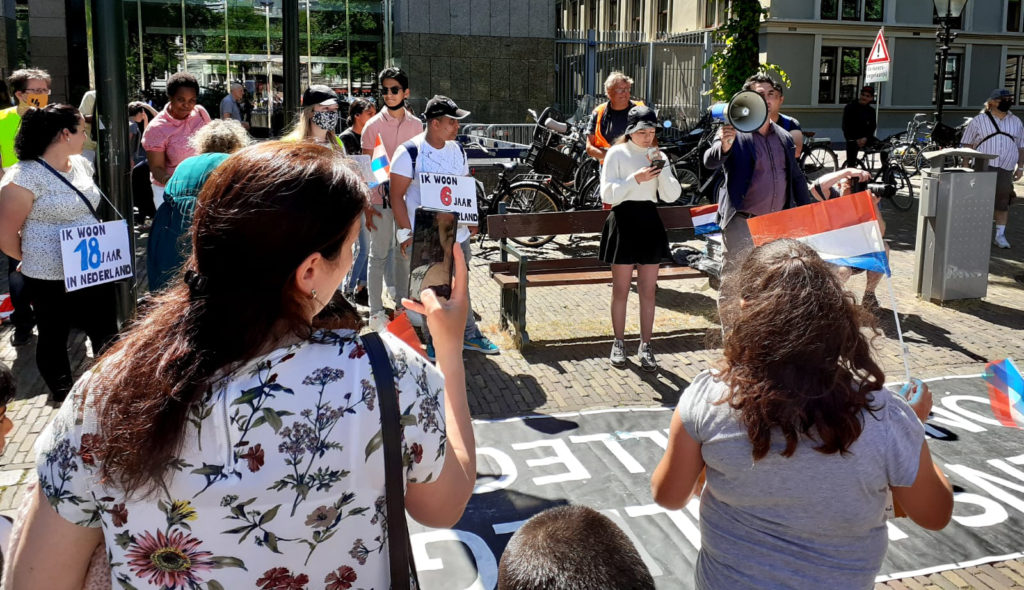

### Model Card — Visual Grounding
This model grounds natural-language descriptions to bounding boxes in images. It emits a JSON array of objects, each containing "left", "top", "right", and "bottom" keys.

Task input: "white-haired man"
[{"left": 585, "top": 71, "right": 644, "bottom": 164}]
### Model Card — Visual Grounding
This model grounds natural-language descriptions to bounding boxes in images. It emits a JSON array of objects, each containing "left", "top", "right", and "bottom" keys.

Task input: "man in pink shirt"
[
  {"left": 142, "top": 72, "right": 211, "bottom": 215},
  {"left": 361, "top": 67, "right": 423, "bottom": 330}
]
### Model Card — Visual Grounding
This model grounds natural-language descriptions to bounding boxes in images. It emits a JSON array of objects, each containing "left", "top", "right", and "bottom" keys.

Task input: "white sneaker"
[
  {"left": 638, "top": 342, "right": 658, "bottom": 372},
  {"left": 368, "top": 311, "right": 389, "bottom": 332},
  {"left": 995, "top": 234, "right": 1011, "bottom": 249},
  {"left": 609, "top": 339, "right": 626, "bottom": 368}
]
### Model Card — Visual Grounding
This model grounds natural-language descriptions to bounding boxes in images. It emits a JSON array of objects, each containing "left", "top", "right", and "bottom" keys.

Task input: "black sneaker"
[{"left": 10, "top": 329, "right": 32, "bottom": 346}]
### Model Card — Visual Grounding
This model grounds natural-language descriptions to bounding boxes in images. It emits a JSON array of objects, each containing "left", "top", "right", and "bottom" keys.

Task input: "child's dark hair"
[
  {"left": 15, "top": 104, "right": 81, "bottom": 161},
  {"left": 0, "top": 362, "right": 15, "bottom": 406},
  {"left": 498, "top": 505, "right": 654, "bottom": 590},
  {"left": 346, "top": 98, "right": 373, "bottom": 127}
]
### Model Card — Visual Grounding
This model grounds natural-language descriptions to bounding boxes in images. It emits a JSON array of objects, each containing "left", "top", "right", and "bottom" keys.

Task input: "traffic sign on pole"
[{"left": 865, "top": 28, "right": 890, "bottom": 83}]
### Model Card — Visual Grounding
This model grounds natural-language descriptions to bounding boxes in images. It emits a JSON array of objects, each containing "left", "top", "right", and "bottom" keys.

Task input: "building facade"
[
  {"left": 556, "top": 0, "right": 1024, "bottom": 141},
  {"left": 392, "top": 0, "right": 557, "bottom": 122}
]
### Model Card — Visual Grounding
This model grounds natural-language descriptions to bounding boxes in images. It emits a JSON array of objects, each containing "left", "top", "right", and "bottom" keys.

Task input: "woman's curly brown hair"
[{"left": 716, "top": 239, "right": 885, "bottom": 461}]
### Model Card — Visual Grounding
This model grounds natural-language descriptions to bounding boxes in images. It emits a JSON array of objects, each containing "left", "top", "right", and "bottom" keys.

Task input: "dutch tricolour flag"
[
  {"left": 369, "top": 134, "right": 390, "bottom": 188},
  {"left": 984, "top": 358, "right": 1024, "bottom": 428},
  {"left": 690, "top": 204, "right": 721, "bottom": 236},
  {"left": 747, "top": 191, "right": 891, "bottom": 276}
]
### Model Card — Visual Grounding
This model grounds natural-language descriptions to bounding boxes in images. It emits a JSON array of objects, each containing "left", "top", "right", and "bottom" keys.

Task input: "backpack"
[{"left": 976, "top": 111, "right": 1016, "bottom": 149}]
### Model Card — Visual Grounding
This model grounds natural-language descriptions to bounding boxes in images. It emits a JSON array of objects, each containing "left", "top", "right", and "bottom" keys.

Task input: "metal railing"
[
  {"left": 555, "top": 28, "right": 722, "bottom": 127},
  {"left": 462, "top": 124, "right": 535, "bottom": 147}
]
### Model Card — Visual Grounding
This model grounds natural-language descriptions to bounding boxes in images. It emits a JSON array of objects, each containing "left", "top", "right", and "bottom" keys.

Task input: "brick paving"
[{"left": 1, "top": 188, "right": 1022, "bottom": 586}]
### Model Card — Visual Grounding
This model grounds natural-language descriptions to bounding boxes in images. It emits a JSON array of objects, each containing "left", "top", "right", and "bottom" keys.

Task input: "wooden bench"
[{"left": 486, "top": 205, "right": 708, "bottom": 349}]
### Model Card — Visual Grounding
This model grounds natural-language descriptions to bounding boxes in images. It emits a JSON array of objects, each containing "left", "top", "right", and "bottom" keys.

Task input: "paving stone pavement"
[{"left": 0, "top": 189, "right": 1021, "bottom": 586}]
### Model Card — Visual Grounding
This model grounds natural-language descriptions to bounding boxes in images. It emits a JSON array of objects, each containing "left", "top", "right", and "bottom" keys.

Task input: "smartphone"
[
  {"left": 650, "top": 159, "right": 667, "bottom": 170},
  {"left": 408, "top": 208, "right": 457, "bottom": 302}
]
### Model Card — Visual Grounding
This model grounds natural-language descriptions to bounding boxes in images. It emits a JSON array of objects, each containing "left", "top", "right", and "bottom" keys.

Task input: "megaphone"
[{"left": 710, "top": 90, "right": 768, "bottom": 133}]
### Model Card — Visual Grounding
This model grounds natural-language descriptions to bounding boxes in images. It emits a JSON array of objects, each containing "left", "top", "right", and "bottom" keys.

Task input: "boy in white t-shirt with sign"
[{"left": 389, "top": 95, "right": 499, "bottom": 359}]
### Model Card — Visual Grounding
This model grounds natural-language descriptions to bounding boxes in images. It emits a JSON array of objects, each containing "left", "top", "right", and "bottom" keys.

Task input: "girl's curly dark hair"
[{"left": 716, "top": 239, "right": 885, "bottom": 461}]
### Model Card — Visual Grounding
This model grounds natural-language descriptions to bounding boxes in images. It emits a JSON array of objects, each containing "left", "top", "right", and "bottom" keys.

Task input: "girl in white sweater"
[{"left": 599, "top": 106, "right": 681, "bottom": 371}]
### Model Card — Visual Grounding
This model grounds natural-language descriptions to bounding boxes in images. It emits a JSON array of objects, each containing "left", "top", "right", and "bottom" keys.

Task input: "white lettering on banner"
[
  {"left": 411, "top": 530, "right": 497, "bottom": 590},
  {"left": 616, "top": 430, "right": 670, "bottom": 450},
  {"left": 928, "top": 407, "right": 987, "bottom": 433},
  {"left": 419, "top": 172, "right": 478, "bottom": 225},
  {"left": 570, "top": 434, "right": 646, "bottom": 473},
  {"left": 952, "top": 493, "right": 1009, "bottom": 528},
  {"left": 603, "top": 509, "right": 665, "bottom": 577},
  {"left": 511, "top": 439, "right": 591, "bottom": 486},
  {"left": 58, "top": 220, "right": 133, "bottom": 292},
  {"left": 944, "top": 463, "right": 1024, "bottom": 514},
  {"left": 886, "top": 521, "right": 908, "bottom": 541},
  {"left": 474, "top": 447, "right": 519, "bottom": 494},
  {"left": 626, "top": 503, "right": 702, "bottom": 549},
  {"left": 941, "top": 396, "right": 1005, "bottom": 427}
]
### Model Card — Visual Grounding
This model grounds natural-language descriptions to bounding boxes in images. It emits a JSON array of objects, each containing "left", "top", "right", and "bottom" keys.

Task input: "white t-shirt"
[{"left": 390, "top": 133, "right": 469, "bottom": 231}]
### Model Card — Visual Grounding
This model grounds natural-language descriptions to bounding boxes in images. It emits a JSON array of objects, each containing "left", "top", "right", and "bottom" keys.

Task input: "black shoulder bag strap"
[
  {"left": 361, "top": 331, "right": 418, "bottom": 590},
  {"left": 978, "top": 111, "right": 1016, "bottom": 148},
  {"left": 35, "top": 157, "right": 102, "bottom": 222}
]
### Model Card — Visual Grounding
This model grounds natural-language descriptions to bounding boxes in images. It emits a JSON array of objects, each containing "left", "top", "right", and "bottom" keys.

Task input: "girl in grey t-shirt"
[{"left": 651, "top": 239, "right": 953, "bottom": 590}]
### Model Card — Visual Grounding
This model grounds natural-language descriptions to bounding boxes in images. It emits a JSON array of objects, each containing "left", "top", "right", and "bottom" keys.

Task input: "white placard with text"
[
  {"left": 418, "top": 173, "right": 478, "bottom": 225},
  {"left": 59, "top": 220, "right": 133, "bottom": 292}
]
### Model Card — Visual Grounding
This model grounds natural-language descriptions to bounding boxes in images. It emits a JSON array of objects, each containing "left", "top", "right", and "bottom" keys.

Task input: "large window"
[
  {"left": 934, "top": 54, "right": 962, "bottom": 105},
  {"left": 657, "top": 0, "right": 669, "bottom": 34},
  {"left": 818, "top": 46, "right": 868, "bottom": 104},
  {"left": 1006, "top": 55, "right": 1024, "bottom": 104},
  {"left": 705, "top": 0, "right": 729, "bottom": 28},
  {"left": 1009, "top": 0, "right": 1022, "bottom": 31},
  {"left": 631, "top": 0, "right": 643, "bottom": 32},
  {"left": 608, "top": 0, "right": 620, "bottom": 29},
  {"left": 821, "top": 0, "right": 883, "bottom": 21},
  {"left": 588, "top": 0, "right": 598, "bottom": 30}
]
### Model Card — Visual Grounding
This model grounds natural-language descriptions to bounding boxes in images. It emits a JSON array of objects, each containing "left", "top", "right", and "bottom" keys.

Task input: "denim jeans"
[{"left": 344, "top": 216, "right": 369, "bottom": 293}]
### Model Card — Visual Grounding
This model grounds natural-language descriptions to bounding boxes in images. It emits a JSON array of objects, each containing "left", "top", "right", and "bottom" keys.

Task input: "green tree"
[{"left": 703, "top": 0, "right": 789, "bottom": 102}]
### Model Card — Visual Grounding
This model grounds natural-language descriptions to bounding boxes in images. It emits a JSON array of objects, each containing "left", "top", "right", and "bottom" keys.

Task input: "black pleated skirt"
[{"left": 599, "top": 200, "right": 670, "bottom": 265}]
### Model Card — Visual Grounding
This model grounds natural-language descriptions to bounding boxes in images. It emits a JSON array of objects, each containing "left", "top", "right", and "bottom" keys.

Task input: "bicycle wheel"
[
  {"left": 674, "top": 166, "right": 701, "bottom": 205},
  {"left": 497, "top": 181, "right": 561, "bottom": 247},
  {"left": 896, "top": 143, "right": 923, "bottom": 176},
  {"left": 576, "top": 175, "right": 603, "bottom": 210},
  {"left": 801, "top": 144, "right": 839, "bottom": 182},
  {"left": 886, "top": 165, "right": 916, "bottom": 211}
]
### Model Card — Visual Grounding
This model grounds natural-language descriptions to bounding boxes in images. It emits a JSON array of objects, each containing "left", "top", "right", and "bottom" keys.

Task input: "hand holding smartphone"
[
  {"left": 650, "top": 159, "right": 666, "bottom": 170},
  {"left": 408, "top": 208, "right": 457, "bottom": 302}
]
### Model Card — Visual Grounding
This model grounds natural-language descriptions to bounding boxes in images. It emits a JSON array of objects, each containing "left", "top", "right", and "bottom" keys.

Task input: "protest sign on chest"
[
  {"left": 419, "top": 173, "right": 478, "bottom": 225},
  {"left": 59, "top": 220, "right": 133, "bottom": 292}
]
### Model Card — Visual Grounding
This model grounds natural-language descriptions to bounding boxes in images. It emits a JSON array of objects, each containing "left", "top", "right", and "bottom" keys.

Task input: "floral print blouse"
[{"left": 35, "top": 329, "right": 447, "bottom": 590}]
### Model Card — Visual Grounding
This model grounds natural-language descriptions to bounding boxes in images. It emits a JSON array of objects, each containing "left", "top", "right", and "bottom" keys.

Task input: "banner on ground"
[{"left": 408, "top": 375, "right": 1024, "bottom": 589}]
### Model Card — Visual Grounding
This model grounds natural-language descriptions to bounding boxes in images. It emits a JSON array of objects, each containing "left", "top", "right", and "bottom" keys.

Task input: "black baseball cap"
[
  {"left": 423, "top": 95, "right": 470, "bottom": 120},
  {"left": 624, "top": 105, "right": 658, "bottom": 135},
  {"left": 860, "top": 85, "right": 875, "bottom": 95},
  {"left": 302, "top": 85, "right": 339, "bottom": 107},
  {"left": 990, "top": 88, "right": 1013, "bottom": 101}
]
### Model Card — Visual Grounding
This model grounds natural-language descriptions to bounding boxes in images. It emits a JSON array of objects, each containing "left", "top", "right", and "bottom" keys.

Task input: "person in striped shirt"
[{"left": 960, "top": 88, "right": 1024, "bottom": 249}]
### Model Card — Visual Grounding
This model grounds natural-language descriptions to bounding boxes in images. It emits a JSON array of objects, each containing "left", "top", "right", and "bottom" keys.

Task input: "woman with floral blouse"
[{"left": 6, "top": 141, "right": 476, "bottom": 589}]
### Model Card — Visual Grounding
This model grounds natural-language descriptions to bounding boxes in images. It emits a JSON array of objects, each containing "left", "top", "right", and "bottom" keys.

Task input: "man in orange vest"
[{"left": 585, "top": 72, "right": 644, "bottom": 164}]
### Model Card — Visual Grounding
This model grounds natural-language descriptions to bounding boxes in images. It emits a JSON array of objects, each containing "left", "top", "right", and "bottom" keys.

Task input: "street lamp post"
[
  {"left": 933, "top": 0, "right": 969, "bottom": 125},
  {"left": 259, "top": 0, "right": 273, "bottom": 122}
]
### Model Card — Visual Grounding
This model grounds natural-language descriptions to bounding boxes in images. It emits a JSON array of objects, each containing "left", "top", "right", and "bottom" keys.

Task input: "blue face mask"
[{"left": 312, "top": 110, "right": 339, "bottom": 132}]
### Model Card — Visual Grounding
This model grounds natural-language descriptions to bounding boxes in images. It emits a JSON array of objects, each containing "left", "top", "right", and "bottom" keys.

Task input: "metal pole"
[
  {"left": 181, "top": 0, "right": 187, "bottom": 70},
  {"left": 94, "top": 0, "right": 135, "bottom": 324},
  {"left": 224, "top": 0, "right": 230, "bottom": 82},
  {"left": 137, "top": 0, "right": 144, "bottom": 89},
  {"left": 585, "top": 28, "right": 597, "bottom": 98},
  {"left": 384, "top": 0, "right": 391, "bottom": 66},
  {"left": 646, "top": 40, "right": 654, "bottom": 105},
  {"left": 306, "top": 0, "right": 312, "bottom": 85},
  {"left": 346, "top": 0, "right": 351, "bottom": 96},
  {"left": 935, "top": 18, "right": 950, "bottom": 125},
  {"left": 283, "top": 0, "right": 299, "bottom": 116}
]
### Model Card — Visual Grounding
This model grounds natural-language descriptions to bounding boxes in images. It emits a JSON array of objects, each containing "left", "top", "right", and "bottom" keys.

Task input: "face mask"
[
  {"left": 25, "top": 94, "right": 47, "bottom": 109},
  {"left": 311, "top": 110, "right": 339, "bottom": 131},
  {"left": 998, "top": 100, "right": 1012, "bottom": 112}
]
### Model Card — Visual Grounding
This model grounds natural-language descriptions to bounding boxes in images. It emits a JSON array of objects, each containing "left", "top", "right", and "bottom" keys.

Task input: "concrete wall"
[
  {"left": 890, "top": 37, "right": 936, "bottom": 107},
  {"left": 768, "top": 0, "right": 814, "bottom": 21},
  {"left": 969, "top": 0, "right": 1005, "bottom": 33},
  {"left": 894, "top": 1, "right": 933, "bottom": 26},
  {"left": 395, "top": 0, "right": 555, "bottom": 123},
  {"left": 27, "top": 0, "right": 70, "bottom": 102},
  {"left": 968, "top": 44, "right": 1003, "bottom": 107},
  {"left": 762, "top": 32, "right": 814, "bottom": 105}
]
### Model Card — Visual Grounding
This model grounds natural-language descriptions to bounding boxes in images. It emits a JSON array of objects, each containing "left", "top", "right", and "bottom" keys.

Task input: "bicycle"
[
  {"left": 799, "top": 131, "right": 840, "bottom": 182},
  {"left": 849, "top": 137, "right": 916, "bottom": 211}
]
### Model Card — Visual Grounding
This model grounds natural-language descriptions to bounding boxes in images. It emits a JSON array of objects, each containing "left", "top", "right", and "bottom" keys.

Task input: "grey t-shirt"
[
  {"left": 220, "top": 94, "right": 242, "bottom": 122},
  {"left": 677, "top": 371, "right": 924, "bottom": 590}
]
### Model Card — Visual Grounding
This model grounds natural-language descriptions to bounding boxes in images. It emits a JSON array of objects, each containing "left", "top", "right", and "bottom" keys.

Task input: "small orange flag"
[{"left": 387, "top": 311, "right": 426, "bottom": 359}]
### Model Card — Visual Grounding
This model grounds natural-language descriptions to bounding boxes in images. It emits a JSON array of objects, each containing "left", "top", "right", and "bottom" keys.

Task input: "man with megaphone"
[{"left": 703, "top": 74, "right": 814, "bottom": 325}]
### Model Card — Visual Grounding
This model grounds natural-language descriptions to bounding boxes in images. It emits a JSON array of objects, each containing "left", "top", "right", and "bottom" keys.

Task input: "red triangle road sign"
[{"left": 867, "top": 29, "right": 890, "bottom": 64}]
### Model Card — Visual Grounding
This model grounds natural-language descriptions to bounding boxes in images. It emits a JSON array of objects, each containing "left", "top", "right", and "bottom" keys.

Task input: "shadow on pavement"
[
  {"left": 625, "top": 364, "right": 692, "bottom": 407},
  {"left": 521, "top": 328, "right": 709, "bottom": 367},
  {"left": 941, "top": 298, "right": 1024, "bottom": 331},
  {"left": 877, "top": 310, "right": 987, "bottom": 363}
]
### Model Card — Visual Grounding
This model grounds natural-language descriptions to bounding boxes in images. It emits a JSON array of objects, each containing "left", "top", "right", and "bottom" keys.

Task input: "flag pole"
[{"left": 884, "top": 274, "right": 913, "bottom": 384}]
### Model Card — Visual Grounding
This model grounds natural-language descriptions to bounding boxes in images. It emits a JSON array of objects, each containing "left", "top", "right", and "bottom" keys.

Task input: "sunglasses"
[{"left": 381, "top": 85, "right": 404, "bottom": 96}]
